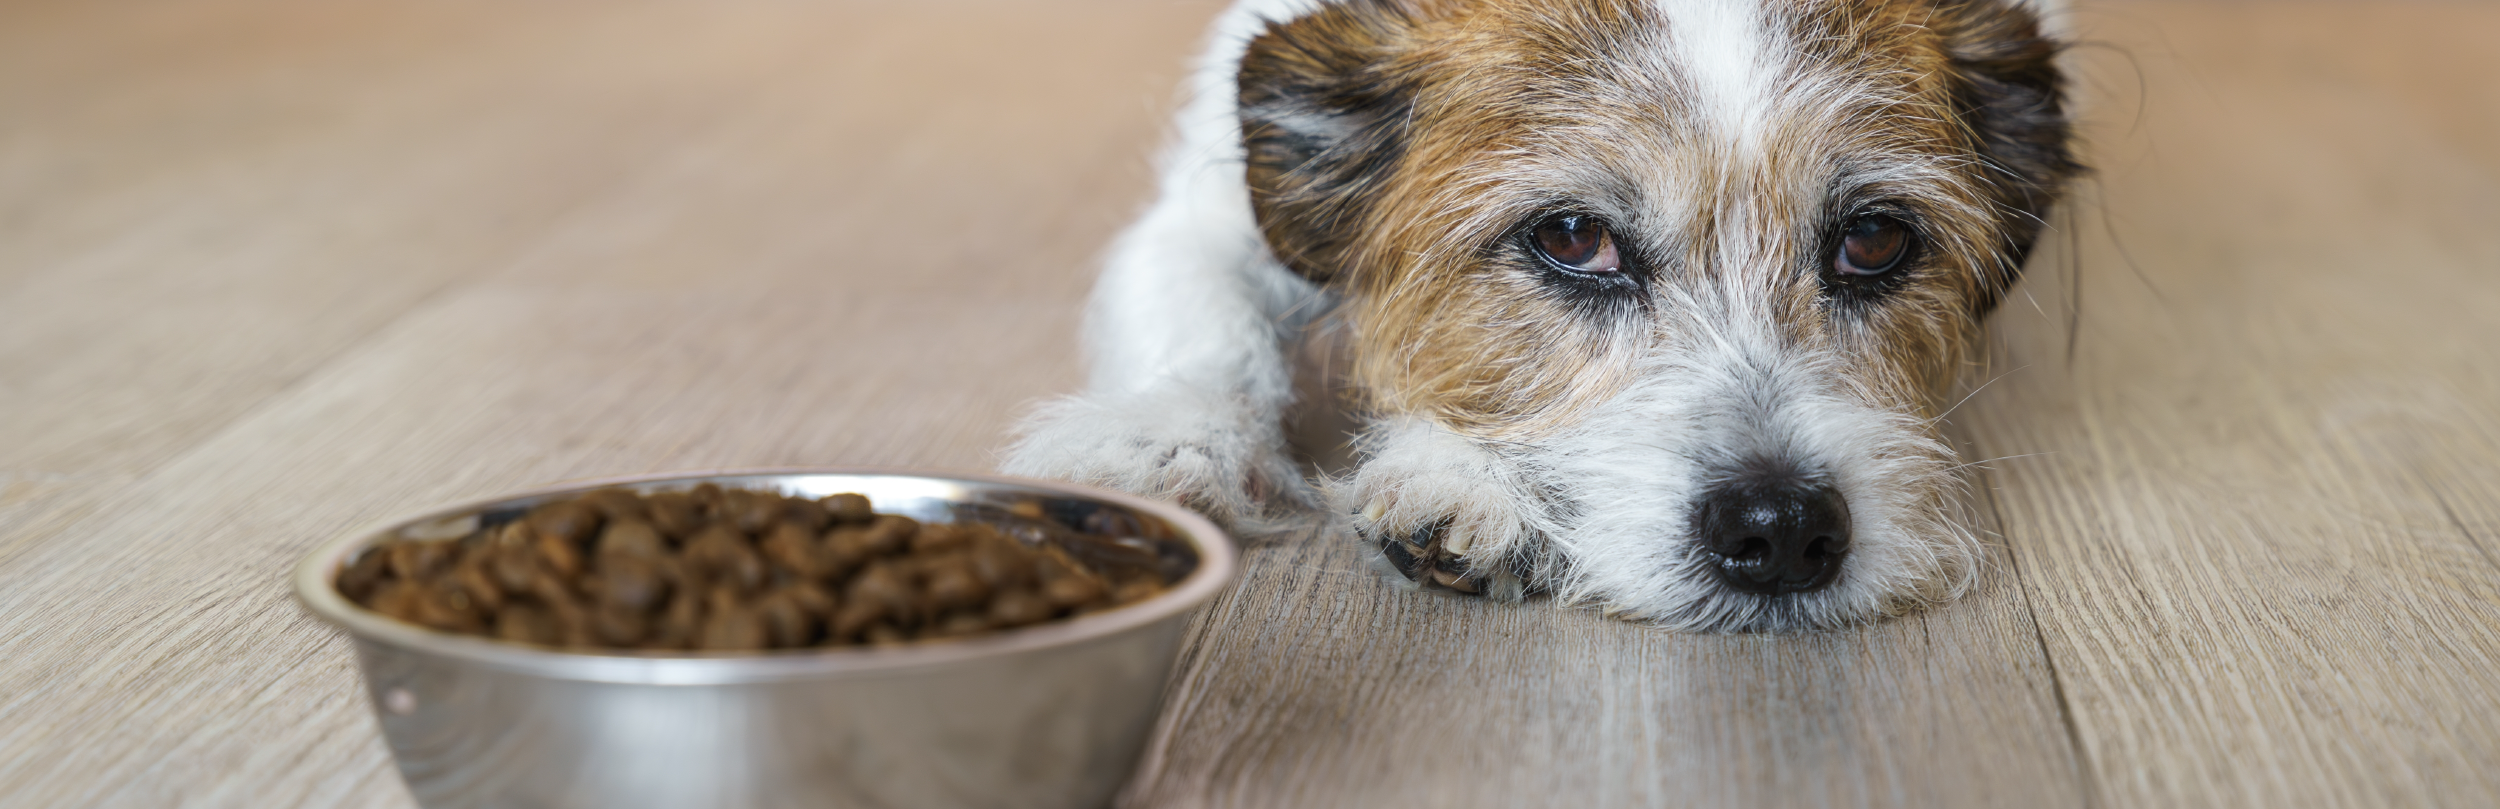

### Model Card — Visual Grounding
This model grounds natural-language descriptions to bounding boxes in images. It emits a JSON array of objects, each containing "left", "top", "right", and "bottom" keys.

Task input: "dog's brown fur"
[{"left": 1241, "top": 0, "right": 2078, "bottom": 440}]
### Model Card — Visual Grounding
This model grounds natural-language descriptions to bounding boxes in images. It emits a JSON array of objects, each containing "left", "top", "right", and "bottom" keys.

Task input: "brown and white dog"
[{"left": 1004, "top": 0, "right": 2077, "bottom": 631}]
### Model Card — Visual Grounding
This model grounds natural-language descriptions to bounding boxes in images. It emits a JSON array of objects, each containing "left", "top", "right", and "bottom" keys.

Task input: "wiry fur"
[
  {"left": 1004, "top": 0, "right": 2074, "bottom": 632},
  {"left": 1534, "top": 282, "right": 1982, "bottom": 631}
]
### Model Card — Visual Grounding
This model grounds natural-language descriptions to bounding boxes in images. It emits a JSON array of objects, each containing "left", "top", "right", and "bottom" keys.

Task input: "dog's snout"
[{"left": 1696, "top": 475, "right": 1850, "bottom": 596}]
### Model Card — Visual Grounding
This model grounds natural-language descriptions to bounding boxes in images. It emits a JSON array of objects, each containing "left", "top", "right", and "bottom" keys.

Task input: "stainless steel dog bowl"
[{"left": 294, "top": 469, "right": 1234, "bottom": 809}]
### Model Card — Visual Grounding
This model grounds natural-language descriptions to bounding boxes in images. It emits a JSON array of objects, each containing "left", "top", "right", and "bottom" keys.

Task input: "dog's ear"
[
  {"left": 1238, "top": 0, "right": 1423, "bottom": 284},
  {"left": 1933, "top": 0, "right": 2081, "bottom": 293}
]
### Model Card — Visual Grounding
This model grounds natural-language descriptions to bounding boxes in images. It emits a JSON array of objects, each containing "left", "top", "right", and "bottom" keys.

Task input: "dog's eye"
[
  {"left": 1835, "top": 214, "right": 1912, "bottom": 276},
  {"left": 1530, "top": 214, "right": 1621, "bottom": 274}
]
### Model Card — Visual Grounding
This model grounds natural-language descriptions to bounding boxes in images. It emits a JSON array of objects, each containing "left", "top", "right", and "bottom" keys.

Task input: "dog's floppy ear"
[
  {"left": 1238, "top": 0, "right": 1422, "bottom": 284},
  {"left": 1933, "top": 0, "right": 2081, "bottom": 292}
]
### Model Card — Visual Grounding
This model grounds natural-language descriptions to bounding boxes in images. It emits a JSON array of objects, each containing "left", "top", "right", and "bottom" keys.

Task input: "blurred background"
[{"left": 2, "top": 1, "right": 2496, "bottom": 807}]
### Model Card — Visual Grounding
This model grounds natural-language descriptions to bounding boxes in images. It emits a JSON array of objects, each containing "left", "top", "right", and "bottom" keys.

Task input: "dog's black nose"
[{"left": 1695, "top": 476, "right": 1851, "bottom": 595}]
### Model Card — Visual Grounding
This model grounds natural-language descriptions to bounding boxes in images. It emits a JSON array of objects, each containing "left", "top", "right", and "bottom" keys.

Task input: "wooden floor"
[{"left": 1, "top": 1, "right": 2494, "bottom": 806}]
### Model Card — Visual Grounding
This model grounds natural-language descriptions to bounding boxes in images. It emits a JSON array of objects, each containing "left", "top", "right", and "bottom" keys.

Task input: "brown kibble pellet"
[
  {"left": 929, "top": 612, "right": 993, "bottom": 639},
  {"left": 910, "top": 523, "right": 970, "bottom": 555},
  {"left": 859, "top": 515, "right": 917, "bottom": 555},
  {"left": 760, "top": 522, "right": 820, "bottom": 579},
  {"left": 923, "top": 561, "right": 989, "bottom": 612},
  {"left": 781, "top": 498, "right": 832, "bottom": 532},
  {"left": 829, "top": 602, "right": 882, "bottom": 641},
  {"left": 820, "top": 493, "right": 873, "bottom": 523},
  {"left": 387, "top": 540, "right": 457, "bottom": 582},
  {"left": 343, "top": 487, "right": 1174, "bottom": 652},
  {"left": 597, "top": 519, "right": 666, "bottom": 561},
  {"left": 645, "top": 492, "right": 705, "bottom": 540},
  {"left": 821, "top": 527, "right": 874, "bottom": 577},
  {"left": 452, "top": 560, "right": 505, "bottom": 611},
  {"left": 722, "top": 488, "right": 781, "bottom": 534},
  {"left": 589, "top": 554, "right": 670, "bottom": 612},
  {"left": 338, "top": 548, "right": 392, "bottom": 602},
  {"left": 780, "top": 582, "right": 837, "bottom": 617},
  {"left": 581, "top": 488, "right": 646, "bottom": 522},
  {"left": 524, "top": 568, "right": 573, "bottom": 605},
  {"left": 987, "top": 588, "right": 1054, "bottom": 627},
  {"left": 967, "top": 538, "right": 1032, "bottom": 590},
  {"left": 530, "top": 583, "right": 587, "bottom": 646},
  {"left": 755, "top": 591, "right": 814, "bottom": 648},
  {"left": 845, "top": 563, "right": 916, "bottom": 621},
  {"left": 696, "top": 589, "right": 766, "bottom": 651},
  {"left": 528, "top": 500, "right": 600, "bottom": 546},
  {"left": 495, "top": 604, "right": 561, "bottom": 646},
  {"left": 369, "top": 581, "right": 426, "bottom": 625},
  {"left": 533, "top": 527, "right": 583, "bottom": 578},
  {"left": 684, "top": 524, "right": 766, "bottom": 592},
  {"left": 488, "top": 544, "right": 539, "bottom": 592},
  {"left": 1033, "top": 547, "right": 1083, "bottom": 583},
  {"left": 409, "top": 581, "right": 484, "bottom": 633},
  {"left": 648, "top": 590, "right": 704, "bottom": 650},
  {"left": 1041, "top": 574, "right": 1106, "bottom": 611},
  {"left": 592, "top": 604, "right": 650, "bottom": 646}
]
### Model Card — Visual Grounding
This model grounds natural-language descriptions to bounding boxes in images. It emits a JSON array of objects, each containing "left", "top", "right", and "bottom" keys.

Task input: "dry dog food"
[{"left": 336, "top": 484, "right": 1171, "bottom": 651}]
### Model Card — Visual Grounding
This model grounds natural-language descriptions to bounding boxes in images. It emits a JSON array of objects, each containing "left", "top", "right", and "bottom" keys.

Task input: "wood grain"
[
  {"left": 1965, "top": 4, "right": 2500, "bottom": 806},
  {"left": 1119, "top": 526, "right": 2085, "bottom": 808},
  {"left": 0, "top": 1, "right": 2493, "bottom": 807}
]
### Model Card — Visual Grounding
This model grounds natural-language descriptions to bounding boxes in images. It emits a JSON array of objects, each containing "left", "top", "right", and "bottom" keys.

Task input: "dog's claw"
[
  {"left": 1430, "top": 567, "right": 1481, "bottom": 594},
  {"left": 1373, "top": 520, "right": 1508, "bottom": 596},
  {"left": 1381, "top": 532, "right": 1427, "bottom": 582}
]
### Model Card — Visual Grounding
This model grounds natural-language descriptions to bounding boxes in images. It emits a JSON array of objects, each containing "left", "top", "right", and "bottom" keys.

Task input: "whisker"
[{"left": 1941, "top": 452, "right": 2055, "bottom": 474}]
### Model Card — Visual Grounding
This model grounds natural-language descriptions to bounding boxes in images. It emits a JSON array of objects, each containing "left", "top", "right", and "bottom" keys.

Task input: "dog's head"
[{"left": 1240, "top": 0, "right": 2077, "bottom": 630}]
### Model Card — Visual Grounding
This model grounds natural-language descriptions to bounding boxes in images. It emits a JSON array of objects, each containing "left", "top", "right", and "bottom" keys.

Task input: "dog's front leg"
[
  {"left": 1002, "top": 182, "right": 1314, "bottom": 527},
  {"left": 1002, "top": 106, "right": 1319, "bottom": 529}
]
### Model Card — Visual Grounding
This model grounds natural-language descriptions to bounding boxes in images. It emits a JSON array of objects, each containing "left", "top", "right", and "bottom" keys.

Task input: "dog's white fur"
[
  {"left": 1007, "top": 0, "right": 2055, "bottom": 631},
  {"left": 1006, "top": 0, "right": 1329, "bottom": 531},
  {"left": 1531, "top": 283, "right": 1980, "bottom": 629}
]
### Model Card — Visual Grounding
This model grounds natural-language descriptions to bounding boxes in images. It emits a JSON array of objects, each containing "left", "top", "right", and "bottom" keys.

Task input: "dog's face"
[{"left": 1241, "top": 0, "right": 2076, "bottom": 630}]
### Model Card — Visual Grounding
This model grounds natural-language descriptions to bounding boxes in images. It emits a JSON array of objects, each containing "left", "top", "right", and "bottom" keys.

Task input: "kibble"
[{"left": 341, "top": 487, "right": 1173, "bottom": 652}]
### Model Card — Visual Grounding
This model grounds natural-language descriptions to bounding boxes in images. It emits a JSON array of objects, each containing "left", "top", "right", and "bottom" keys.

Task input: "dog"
[{"left": 1004, "top": 0, "right": 2077, "bottom": 632}]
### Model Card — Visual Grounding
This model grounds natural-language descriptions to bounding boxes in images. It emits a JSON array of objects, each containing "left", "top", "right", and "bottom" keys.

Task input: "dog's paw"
[
  {"left": 1340, "top": 419, "right": 1545, "bottom": 601},
  {"left": 1001, "top": 389, "right": 1314, "bottom": 531}
]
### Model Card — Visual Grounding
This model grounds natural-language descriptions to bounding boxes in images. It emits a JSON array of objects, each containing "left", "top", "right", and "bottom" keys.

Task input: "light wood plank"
[
  {"left": 1120, "top": 525, "right": 2086, "bottom": 808},
  {"left": 1967, "top": 3, "right": 2500, "bottom": 806},
  {"left": 0, "top": 0, "right": 849, "bottom": 479}
]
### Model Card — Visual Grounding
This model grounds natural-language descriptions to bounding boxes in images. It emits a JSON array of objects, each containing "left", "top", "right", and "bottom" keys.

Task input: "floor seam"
[{"left": 1974, "top": 456, "right": 2104, "bottom": 809}]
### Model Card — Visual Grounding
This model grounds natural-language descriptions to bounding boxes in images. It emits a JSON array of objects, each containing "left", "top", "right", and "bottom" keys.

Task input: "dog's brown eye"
[
  {"left": 1836, "top": 215, "right": 1912, "bottom": 276},
  {"left": 1531, "top": 214, "right": 1621, "bottom": 274}
]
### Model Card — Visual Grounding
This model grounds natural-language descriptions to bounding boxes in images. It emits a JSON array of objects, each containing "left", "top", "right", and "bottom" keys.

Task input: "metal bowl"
[{"left": 294, "top": 469, "right": 1234, "bottom": 809}]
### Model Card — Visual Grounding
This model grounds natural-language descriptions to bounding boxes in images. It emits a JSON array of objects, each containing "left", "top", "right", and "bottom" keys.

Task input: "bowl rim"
[{"left": 293, "top": 467, "right": 1236, "bottom": 685}]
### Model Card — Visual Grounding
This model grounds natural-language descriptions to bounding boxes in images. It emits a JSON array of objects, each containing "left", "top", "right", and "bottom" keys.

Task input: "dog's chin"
[
  {"left": 1619, "top": 570, "right": 1870, "bottom": 634},
  {"left": 1544, "top": 483, "right": 1981, "bottom": 633},
  {"left": 1576, "top": 539, "right": 1967, "bottom": 633}
]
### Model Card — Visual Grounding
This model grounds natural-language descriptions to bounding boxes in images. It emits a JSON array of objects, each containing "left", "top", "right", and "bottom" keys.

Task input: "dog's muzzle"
[{"left": 1693, "top": 467, "right": 1851, "bottom": 595}]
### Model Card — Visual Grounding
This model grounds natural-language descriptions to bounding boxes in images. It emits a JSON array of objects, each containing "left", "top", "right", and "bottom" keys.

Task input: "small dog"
[{"left": 1005, "top": 0, "right": 2077, "bottom": 631}]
